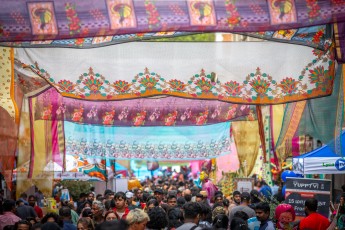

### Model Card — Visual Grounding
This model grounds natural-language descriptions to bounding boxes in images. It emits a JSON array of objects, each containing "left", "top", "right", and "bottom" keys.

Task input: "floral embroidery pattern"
[
  {"left": 71, "top": 107, "right": 84, "bottom": 122},
  {"left": 65, "top": 3, "right": 81, "bottom": 35},
  {"left": 102, "top": 110, "right": 115, "bottom": 125},
  {"left": 306, "top": 0, "right": 321, "bottom": 21},
  {"left": 133, "top": 111, "right": 147, "bottom": 126},
  {"left": 25, "top": 46, "right": 334, "bottom": 104},
  {"left": 168, "top": 79, "right": 187, "bottom": 92},
  {"left": 224, "top": 0, "right": 241, "bottom": 28},
  {"left": 112, "top": 80, "right": 132, "bottom": 94},
  {"left": 41, "top": 105, "right": 52, "bottom": 120},
  {"left": 35, "top": 88, "right": 256, "bottom": 126},
  {"left": 57, "top": 80, "right": 76, "bottom": 93},
  {"left": 145, "top": 0, "right": 161, "bottom": 29},
  {"left": 277, "top": 77, "right": 299, "bottom": 94},
  {"left": 195, "top": 109, "right": 208, "bottom": 125},
  {"left": 164, "top": 111, "right": 178, "bottom": 126},
  {"left": 309, "top": 66, "right": 332, "bottom": 92},
  {"left": 249, "top": 73, "right": 271, "bottom": 98},
  {"left": 222, "top": 81, "right": 243, "bottom": 96}
]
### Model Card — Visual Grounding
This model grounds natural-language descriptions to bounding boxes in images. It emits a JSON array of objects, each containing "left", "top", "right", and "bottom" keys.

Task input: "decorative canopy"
[
  {"left": 32, "top": 87, "right": 256, "bottom": 126},
  {"left": 0, "top": 0, "right": 344, "bottom": 44},
  {"left": 16, "top": 41, "right": 335, "bottom": 104}
]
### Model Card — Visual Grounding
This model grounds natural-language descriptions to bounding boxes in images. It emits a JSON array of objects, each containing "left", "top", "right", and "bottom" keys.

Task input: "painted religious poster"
[
  {"left": 27, "top": 2, "right": 58, "bottom": 35},
  {"left": 106, "top": 0, "right": 137, "bottom": 30},
  {"left": 267, "top": 0, "right": 297, "bottom": 25},
  {"left": 285, "top": 178, "right": 331, "bottom": 219},
  {"left": 187, "top": 0, "right": 217, "bottom": 26},
  {"left": 234, "top": 178, "right": 254, "bottom": 193}
]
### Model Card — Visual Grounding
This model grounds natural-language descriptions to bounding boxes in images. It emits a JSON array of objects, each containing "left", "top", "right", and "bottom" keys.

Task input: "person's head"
[
  {"left": 167, "top": 208, "right": 184, "bottom": 229},
  {"left": 182, "top": 202, "right": 202, "bottom": 224},
  {"left": 199, "top": 203, "right": 211, "bottom": 221},
  {"left": 16, "top": 200, "right": 24, "bottom": 207},
  {"left": 233, "top": 210, "right": 249, "bottom": 221},
  {"left": 154, "top": 189, "right": 164, "bottom": 203},
  {"left": 59, "top": 206, "right": 72, "bottom": 220},
  {"left": 3, "top": 199, "right": 16, "bottom": 212},
  {"left": 304, "top": 198, "right": 318, "bottom": 215},
  {"left": 92, "top": 200, "right": 105, "bottom": 218},
  {"left": 255, "top": 202, "right": 270, "bottom": 222},
  {"left": 41, "top": 222, "right": 61, "bottom": 230},
  {"left": 20, "top": 193, "right": 28, "bottom": 200},
  {"left": 183, "top": 189, "right": 192, "bottom": 202},
  {"left": 233, "top": 191, "right": 241, "bottom": 204},
  {"left": 28, "top": 195, "right": 36, "bottom": 207},
  {"left": 177, "top": 197, "right": 186, "bottom": 208},
  {"left": 77, "top": 217, "right": 95, "bottom": 230},
  {"left": 146, "top": 199, "right": 159, "bottom": 212},
  {"left": 214, "top": 194, "right": 223, "bottom": 204},
  {"left": 126, "top": 209, "right": 150, "bottom": 230},
  {"left": 167, "top": 195, "right": 177, "bottom": 208},
  {"left": 95, "top": 220, "right": 128, "bottom": 230},
  {"left": 14, "top": 220, "right": 31, "bottom": 230},
  {"left": 275, "top": 204, "right": 296, "bottom": 227},
  {"left": 114, "top": 192, "right": 126, "bottom": 210},
  {"left": 96, "top": 195, "right": 105, "bottom": 203},
  {"left": 195, "top": 193, "right": 204, "bottom": 203},
  {"left": 82, "top": 207, "right": 93, "bottom": 219},
  {"left": 41, "top": 212, "right": 61, "bottom": 225},
  {"left": 230, "top": 217, "right": 248, "bottom": 230},
  {"left": 250, "top": 190, "right": 262, "bottom": 204},
  {"left": 3, "top": 225, "right": 14, "bottom": 230},
  {"left": 126, "top": 191, "right": 134, "bottom": 203},
  {"left": 341, "top": 184, "right": 345, "bottom": 193},
  {"left": 104, "top": 190, "right": 114, "bottom": 201},
  {"left": 88, "top": 192, "right": 95, "bottom": 202},
  {"left": 240, "top": 192, "right": 251, "bottom": 204},
  {"left": 31, "top": 223, "right": 41, "bottom": 230},
  {"left": 79, "top": 192, "right": 87, "bottom": 201},
  {"left": 212, "top": 214, "right": 229, "bottom": 229},
  {"left": 104, "top": 210, "right": 119, "bottom": 222},
  {"left": 146, "top": 207, "right": 168, "bottom": 230},
  {"left": 26, "top": 217, "right": 37, "bottom": 225},
  {"left": 82, "top": 200, "right": 92, "bottom": 209},
  {"left": 135, "top": 189, "right": 143, "bottom": 200},
  {"left": 212, "top": 204, "right": 225, "bottom": 221},
  {"left": 340, "top": 193, "right": 345, "bottom": 205},
  {"left": 223, "top": 199, "right": 230, "bottom": 209}
]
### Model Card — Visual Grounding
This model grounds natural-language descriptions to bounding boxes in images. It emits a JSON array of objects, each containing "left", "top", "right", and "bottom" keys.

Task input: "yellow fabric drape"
[
  {"left": 272, "top": 105, "right": 284, "bottom": 147},
  {"left": 275, "top": 101, "right": 306, "bottom": 164},
  {"left": 232, "top": 121, "right": 261, "bottom": 177},
  {"left": 0, "top": 47, "right": 17, "bottom": 121}
]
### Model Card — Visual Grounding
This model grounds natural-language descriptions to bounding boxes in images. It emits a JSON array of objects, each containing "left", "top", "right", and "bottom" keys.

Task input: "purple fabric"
[
  {"left": 0, "top": 0, "right": 344, "bottom": 43},
  {"left": 33, "top": 87, "right": 256, "bottom": 126}
]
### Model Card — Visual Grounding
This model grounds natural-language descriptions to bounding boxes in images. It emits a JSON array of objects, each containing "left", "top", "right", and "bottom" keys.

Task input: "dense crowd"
[{"left": 0, "top": 177, "right": 344, "bottom": 230}]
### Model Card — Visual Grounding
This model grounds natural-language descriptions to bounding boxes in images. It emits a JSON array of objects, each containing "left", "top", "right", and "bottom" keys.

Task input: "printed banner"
[{"left": 64, "top": 121, "right": 232, "bottom": 160}]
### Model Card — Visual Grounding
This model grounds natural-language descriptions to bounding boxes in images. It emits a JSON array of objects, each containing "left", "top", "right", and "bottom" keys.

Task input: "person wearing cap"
[
  {"left": 126, "top": 191, "right": 137, "bottom": 210},
  {"left": 154, "top": 189, "right": 164, "bottom": 205},
  {"left": 228, "top": 192, "right": 255, "bottom": 225},
  {"left": 112, "top": 192, "right": 130, "bottom": 220}
]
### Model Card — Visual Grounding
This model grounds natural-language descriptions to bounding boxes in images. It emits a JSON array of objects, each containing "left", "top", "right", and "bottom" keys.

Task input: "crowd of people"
[{"left": 0, "top": 177, "right": 344, "bottom": 230}]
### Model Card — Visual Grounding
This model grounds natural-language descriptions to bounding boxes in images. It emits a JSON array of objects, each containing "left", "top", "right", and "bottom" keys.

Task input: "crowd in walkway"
[{"left": 0, "top": 177, "right": 344, "bottom": 230}]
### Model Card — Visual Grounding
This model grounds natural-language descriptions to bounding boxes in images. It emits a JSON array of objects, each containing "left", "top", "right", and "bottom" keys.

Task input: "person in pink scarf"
[{"left": 275, "top": 203, "right": 297, "bottom": 230}]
